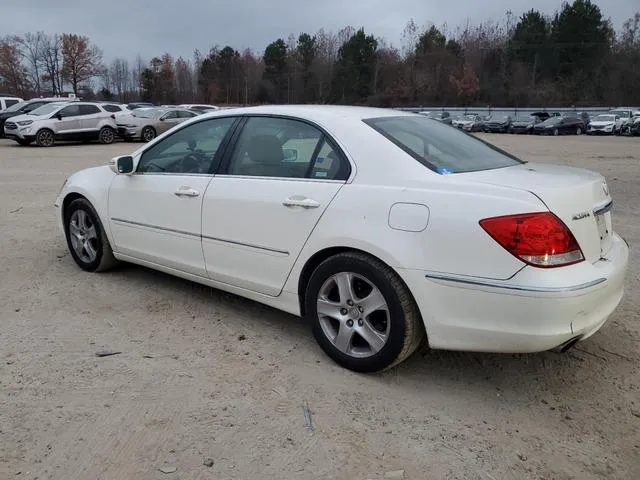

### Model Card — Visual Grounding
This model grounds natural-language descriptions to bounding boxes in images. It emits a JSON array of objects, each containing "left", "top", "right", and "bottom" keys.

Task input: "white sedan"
[{"left": 54, "top": 105, "right": 629, "bottom": 372}]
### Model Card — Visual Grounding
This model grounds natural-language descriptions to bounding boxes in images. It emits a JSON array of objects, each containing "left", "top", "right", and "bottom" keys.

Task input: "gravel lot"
[{"left": 1, "top": 134, "right": 638, "bottom": 480}]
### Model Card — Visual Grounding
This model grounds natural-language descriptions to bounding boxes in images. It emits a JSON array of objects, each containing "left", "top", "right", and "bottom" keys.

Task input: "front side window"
[
  {"left": 178, "top": 110, "right": 197, "bottom": 119},
  {"left": 364, "top": 115, "right": 524, "bottom": 174},
  {"left": 161, "top": 110, "right": 179, "bottom": 120},
  {"left": 227, "top": 116, "right": 349, "bottom": 180},
  {"left": 137, "top": 117, "right": 236, "bottom": 175}
]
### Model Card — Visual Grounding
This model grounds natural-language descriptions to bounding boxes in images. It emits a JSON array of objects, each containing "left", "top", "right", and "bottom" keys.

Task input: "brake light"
[{"left": 479, "top": 212, "right": 584, "bottom": 268}]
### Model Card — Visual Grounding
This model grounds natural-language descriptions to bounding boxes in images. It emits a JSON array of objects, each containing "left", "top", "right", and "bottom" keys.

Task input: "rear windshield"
[{"left": 364, "top": 115, "right": 524, "bottom": 174}]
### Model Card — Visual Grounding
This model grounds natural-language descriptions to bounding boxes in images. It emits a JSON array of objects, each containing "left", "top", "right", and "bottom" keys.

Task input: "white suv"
[{"left": 4, "top": 102, "right": 118, "bottom": 147}]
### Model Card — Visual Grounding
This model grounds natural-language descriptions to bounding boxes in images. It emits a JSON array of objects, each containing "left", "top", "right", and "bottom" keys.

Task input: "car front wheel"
[
  {"left": 305, "top": 252, "right": 424, "bottom": 372},
  {"left": 36, "top": 129, "right": 55, "bottom": 147},
  {"left": 141, "top": 126, "right": 156, "bottom": 142},
  {"left": 64, "top": 198, "right": 118, "bottom": 272}
]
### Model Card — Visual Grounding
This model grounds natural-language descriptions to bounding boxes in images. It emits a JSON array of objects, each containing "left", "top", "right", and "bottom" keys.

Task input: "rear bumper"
[{"left": 397, "top": 233, "right": 629, "bottom": 353}]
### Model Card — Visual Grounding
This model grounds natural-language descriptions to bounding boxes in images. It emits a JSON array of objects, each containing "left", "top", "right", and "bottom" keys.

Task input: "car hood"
[
  {"left": 5, "top": 113, "right": 33, "bottom": 123},
  {"left": 590, "top": 121, "right": 615, "bottom": 126},
  {"left": 456, "top": 163, "right": 612, "bottom": 264}
]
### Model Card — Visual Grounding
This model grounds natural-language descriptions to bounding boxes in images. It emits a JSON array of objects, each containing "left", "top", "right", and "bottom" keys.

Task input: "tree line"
[{"left": 1, "top": 0, "right": 639, "bottom": 107}]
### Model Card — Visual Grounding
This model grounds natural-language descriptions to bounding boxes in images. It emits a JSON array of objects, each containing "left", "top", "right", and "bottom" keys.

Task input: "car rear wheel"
[
  {"left": 305, "top": 252, "right": 424, "bottom": 372},
  {"left": 141, "top": 126, "right": 156, "bottom": 142},
  {"left": 576, "top": 127, "right": 583, "bottom": 135},
  {"left": 36, "top": 129, "right": 55, "bottom": 147},
  {"left": 99, "top": 127, "right": 115, "bottom": 144},
  {"left": 553, "top": 128, "right": 560, "bottom": 136},
  {"left": 64, "top": 198, "right": 118, "bottom": 272}
]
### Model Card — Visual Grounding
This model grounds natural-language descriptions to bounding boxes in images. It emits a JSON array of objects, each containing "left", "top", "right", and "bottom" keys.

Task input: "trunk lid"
[{"left": 458, "top": 163, "right": 613, "bottom": 263}]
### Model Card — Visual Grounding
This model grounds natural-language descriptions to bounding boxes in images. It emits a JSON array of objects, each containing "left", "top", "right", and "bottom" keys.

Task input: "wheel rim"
[
  {"left": 143, "top": 128, "right": 154, "bottom": 141},
  {"left": 577, "top": 127, "right": 582, "bottom": 135},
  {"left": 69, "top": 209, "right": 99, "bottom": 263},
  {"left": 38, "top": 130, "right": 53, "bottom": 146},
  {"left": 101, "top": 128, "right": 114, "bottom": 143},
  {"left": 316, "top": 272, "right": 390, "bottom": 358},
  {"left": 554, "top": 129, "right": 559, "bottom": 136}
]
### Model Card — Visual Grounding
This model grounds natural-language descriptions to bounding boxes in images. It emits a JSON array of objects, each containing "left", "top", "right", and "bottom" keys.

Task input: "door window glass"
[{"left": 137, "top": 117, "right": 236, "bottom": 174}]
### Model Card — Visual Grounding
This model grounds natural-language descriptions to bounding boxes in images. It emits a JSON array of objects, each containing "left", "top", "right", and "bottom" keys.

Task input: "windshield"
[
  {"left": 364, "top": 115, "right": 524, "bottom": 174},
  {"left": 593, "top": 115, "right": 616, "bottom": 122},
  {"left": 462, "top": 114, "right": 476, "bottom": 121},
  {"left": 28, "top": 103, "right": 66, "bottom": 116},
  {"left": 542, "top": 117, "right": 562, "bottom": 125},
  {"left": 609, "top": 110, "right": 629, "bottom": 118},
  {"left": 133, "top": 108, "right": 163, "bottom": 118}
]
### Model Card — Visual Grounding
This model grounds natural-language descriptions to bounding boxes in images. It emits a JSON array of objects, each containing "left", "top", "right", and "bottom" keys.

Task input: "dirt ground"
[{"left": 0, "top": 133, "right": 638, "bottom": 480}]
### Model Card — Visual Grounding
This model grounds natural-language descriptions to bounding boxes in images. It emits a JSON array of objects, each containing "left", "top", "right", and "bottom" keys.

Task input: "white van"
[{"left": 0, "top": 96, "right": 24, "bottom": 111}]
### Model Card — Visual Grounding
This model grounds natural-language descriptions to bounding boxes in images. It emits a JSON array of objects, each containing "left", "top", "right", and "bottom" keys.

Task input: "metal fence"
[{"left": 392, "top": 106, "right": 630, "bottom": 117}]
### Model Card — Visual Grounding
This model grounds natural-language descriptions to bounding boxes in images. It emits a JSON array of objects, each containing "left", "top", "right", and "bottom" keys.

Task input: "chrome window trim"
[{"left": 425, "top": 273, "right": 607, "bottom": 293}]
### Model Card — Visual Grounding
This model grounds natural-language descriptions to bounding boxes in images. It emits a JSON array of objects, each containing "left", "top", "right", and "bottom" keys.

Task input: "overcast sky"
[{"left": 6, "top": 0, "right": 638, "bottom": 62}]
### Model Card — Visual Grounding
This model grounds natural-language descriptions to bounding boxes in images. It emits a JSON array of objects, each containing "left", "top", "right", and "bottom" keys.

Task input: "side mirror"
[
  {"left": 159, "top": 116, "right": 166, "bottom": 121},
  {"left": 56, "top": 113, "right": 62, "bottom": 120},
  {"left": 111, "top": 155, "right": 134, "bottom": 174},
  {"left": 283, "top": 148, "right": 298, "bottom": 162}
]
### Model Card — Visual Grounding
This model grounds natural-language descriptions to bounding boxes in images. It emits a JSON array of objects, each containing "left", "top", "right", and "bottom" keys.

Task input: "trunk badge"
[{"left": 572, "top": 211, "right": 591, "bottom": 221}]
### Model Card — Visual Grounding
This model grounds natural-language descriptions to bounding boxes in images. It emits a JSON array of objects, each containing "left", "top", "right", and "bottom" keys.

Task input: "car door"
[
  {"left": 108, "top": 116, "right": 239, "bottom": 276},
  {"left": 201, "top": 115, "right": 352, "bottom": 296},
  {"left": 77, "top": 104, "right": 103, "bottom": 133},
  {"left": 52, "top": 104, "right": 81, "bottom": 137},
  {"left": 156, "top": 110, "right": 181, "bottom": 134}
]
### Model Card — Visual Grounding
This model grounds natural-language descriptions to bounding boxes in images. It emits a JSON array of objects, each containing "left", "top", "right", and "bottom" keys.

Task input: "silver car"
[
  {"left": 116, "top": 107, "right": 199, "bottom": 142},
  {"left": 3, "top": 101, "right": 117, "bottom": 147}
]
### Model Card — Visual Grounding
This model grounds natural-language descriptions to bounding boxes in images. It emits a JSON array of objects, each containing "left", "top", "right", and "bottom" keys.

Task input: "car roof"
[{"left": 197, "top": 105, "right": 416, "bottom": 123}]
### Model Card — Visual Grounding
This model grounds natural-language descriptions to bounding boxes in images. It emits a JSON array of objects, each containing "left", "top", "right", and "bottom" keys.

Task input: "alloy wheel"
[
  {"left": 68, "top": 209, "right": 99, "bottom": 263},
  {"left": 316, "top": 272, "right": 390, "bottom": 358}
]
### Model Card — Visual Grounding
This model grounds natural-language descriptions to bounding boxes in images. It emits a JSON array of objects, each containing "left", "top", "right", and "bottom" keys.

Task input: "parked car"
[
  {"left": 425, "top": 111, "right": 452, "bottom": 125},
  {"left": 530, "top": 111, "right": 552, "bottom": 122},
  {"left": 0, "top": 95, "right": 23, "bottom": 111},
  {"left": 452, "top": 114, "right": 483, "bottom": 132},
  {"left": 622, "top": 113, "right": 640, "bottom": 136},
  {"left": 0, "top": 97, "right": 79, "bottom": 137},
  {"left": 484, "top": 114, "right": 512, "bottom": 133},
  {"left": 587, "top": 114, "right": 621, "bottom": 135},
  {"left": 179, "top": 104, "right": 220, "bottom": 113},
  {"left": 608, "top": 108, "right": 634, "bottom": 129},
  {"left": 126, "top": 102, "right": 155, "bottom": 110},
  {"left": 116, "top": 107, "right": 199, "bottom": 142},
  {"left": 54, "top": 105, "right": 629, "bottom": 372},
  {"left": 509, "top": 115, "right": 542, "bottom": 134},
  {"left": 534, "top": 115, "right": 586, "bottom": 135},
  {"left": 3, "top": 101, "right": 117, "bottom": 146}
]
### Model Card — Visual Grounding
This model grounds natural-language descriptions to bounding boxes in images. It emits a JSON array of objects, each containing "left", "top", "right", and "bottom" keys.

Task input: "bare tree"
[
  {"left": 0, "top": 36, "right": 30, "bottom": 95},
  {"left": 41, "top": 33, "right": 63, "bottom": 95},
  {"left": 20, "top": 32, "right": 46, "bottom": 95}
]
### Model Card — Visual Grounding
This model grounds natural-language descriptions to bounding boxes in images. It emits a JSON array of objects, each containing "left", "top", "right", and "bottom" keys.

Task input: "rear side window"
[
  {"left": 78, "top": 105, "right": 101, "bottom": 115},
  {"left": 363, "top": 115, "right": 524, "bottom": 174},
  {"left": 102, "top": 104, "right": 122, "bottom": 112},
  {"left": 5, "top": 99, "right": 19, "bottom": 108}
]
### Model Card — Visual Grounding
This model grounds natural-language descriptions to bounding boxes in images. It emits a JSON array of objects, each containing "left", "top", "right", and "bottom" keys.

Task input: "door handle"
[
  {"left": 282, "top": 196, "right": 320, "bottom": 209},
  {"left": 174, "top": 187, "right": 200, "bottom": 198}
]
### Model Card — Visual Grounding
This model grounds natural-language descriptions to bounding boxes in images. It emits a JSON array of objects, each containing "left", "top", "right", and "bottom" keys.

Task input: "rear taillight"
[{"left": 479, "top": 212, "right": 584, "bottom": 268}]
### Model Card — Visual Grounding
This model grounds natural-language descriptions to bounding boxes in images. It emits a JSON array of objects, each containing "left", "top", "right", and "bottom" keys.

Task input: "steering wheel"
[{"left": 177, "top": 152, "right": 207, "bottom": 173}]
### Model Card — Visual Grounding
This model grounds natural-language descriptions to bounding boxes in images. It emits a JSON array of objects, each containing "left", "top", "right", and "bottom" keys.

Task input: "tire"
[
  {"left": 36, "top": 129, "right": 55, "bottom": 147},
  {"left": 304, "top": 252, "right": 425, "bottom": 373},
  {"left": 16, "top": 139, "right": 32, "bottom": 146},
  {"left": 553, "top": 128, "right": 559, "bottom": 136},
  {"left": 64, "top": 198, "right": 118, "bottom": 272},
  {"left": 99, "top": 127, "right": 116, "bottom": 144},
  {"left": 141, "top": 126, "right": 156, "bottom": 142},
  {"left": 576, "top": 127, "right": 583, "bottom": 135}
]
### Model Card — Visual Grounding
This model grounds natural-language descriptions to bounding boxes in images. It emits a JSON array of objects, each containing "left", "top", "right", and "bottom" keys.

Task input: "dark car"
[
  {"left": 509, "top": 115, "right": 542, "bottom": 134},
  {"left": 533, "top": 115, "right": 586, "bottom": 136},
  {"left": 0, "top": 98, "right": 71, "bottom": 138},
  {"left": 126, "top": 102, "right": 155, "bottom": 110},
  {"left": 484, "top": 114, "right": 512, "bottom": 133}
]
